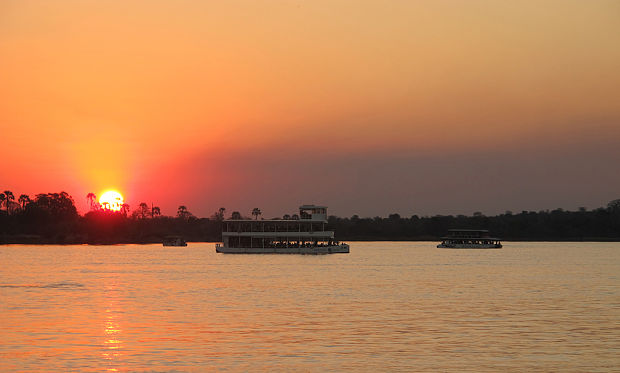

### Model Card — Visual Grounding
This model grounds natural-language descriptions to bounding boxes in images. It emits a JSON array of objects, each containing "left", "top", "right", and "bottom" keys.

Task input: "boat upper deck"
[
  {"left": 222, "top": 205, "right": 334, "bottom": 238},
  {"left": 223, "top": 205, "right": 331, "bottom": 230},
  {"left": 441, "top": 229, "right": 501, "bottom": 240},
  {"left": 223, "top": 219, "right": 331, "bottom": 234}
]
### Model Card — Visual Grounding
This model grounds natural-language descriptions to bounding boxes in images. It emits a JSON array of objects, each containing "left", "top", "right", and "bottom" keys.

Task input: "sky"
[{"left": 1, "top": 0, "right": 619, "bottom": 218}]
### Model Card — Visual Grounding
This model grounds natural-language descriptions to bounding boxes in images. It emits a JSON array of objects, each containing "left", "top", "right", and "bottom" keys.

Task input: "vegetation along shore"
[{"left": 1, "top": 190, "right": 619, "bottom": 244}]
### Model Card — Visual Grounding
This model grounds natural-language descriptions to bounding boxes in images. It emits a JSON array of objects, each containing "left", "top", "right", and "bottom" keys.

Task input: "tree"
[
  {"left": 283, "top": 214, "right": 291, "bottom": 220},
  {"left": 212, "top": 207, "right": 226, "bottom": 221},
  {"left": 120, "top": 203, "right": 130, "bottom": 216},
  {"left": 3, "top": 190, "right": 14, "bottom": 214},
  {"left": 86, "top": 193, "right": 97, "bottom": 211},
  {"left": 177, "top": 205, "right": 193, "bottom": 219},
  {"left": 607, "top": 199, "right": 620, "bottom": 212},
  {"left": 231, "top": 211, "right": 242, "bottom": 220},
  {"left": 18, "top": 194, "right": 31, "bottom": 209},
  {"left": 130, "top": 203, "right": 150, "bottom": 219},
  {"left": 252, "top": 207, "right": 262, "bottom": 220},
  {"left": 0, "top": 193, "right": 5, "bottom": 213},
  {"left": 138, "top": 203, "right": 149, "bottom": 219},
  {"left": 32, "top": 191, "right": 78, "bottom": 219},
  {"left": 151, "top": 206, "right": 161, "bottom": 218}
]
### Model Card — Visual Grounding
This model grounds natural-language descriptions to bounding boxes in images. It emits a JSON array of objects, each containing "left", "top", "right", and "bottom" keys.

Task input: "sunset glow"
[
  {"left": 1, "top": 1, "right": 619, "bottom": 217},
  {"left": 1, "top": 2, "right": 620, "bottom": 371},
  {"left": 99, "top": 191, "right": 124, "bottom": 212}
]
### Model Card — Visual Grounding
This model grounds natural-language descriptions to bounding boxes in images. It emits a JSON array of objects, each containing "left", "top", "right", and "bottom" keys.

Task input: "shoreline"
[{"left": 2, "top": 237, "right": 620, "bottom": 245}]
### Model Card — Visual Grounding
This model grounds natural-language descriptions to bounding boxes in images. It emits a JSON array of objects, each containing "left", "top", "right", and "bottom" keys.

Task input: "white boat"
[
  {"left": 216, "top": 205, "right": 350, "bottom": 254},
  {"left": 163, "top": 236, "right": 187, "bottom": 246},
  {"left": 437, "top": 229, "right": 502, "bottom": 249}
]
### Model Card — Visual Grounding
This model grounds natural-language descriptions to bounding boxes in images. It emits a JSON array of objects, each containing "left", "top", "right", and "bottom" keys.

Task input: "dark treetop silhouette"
[{"left": 1, "top": 190, "right": 619, "bottom": 244}]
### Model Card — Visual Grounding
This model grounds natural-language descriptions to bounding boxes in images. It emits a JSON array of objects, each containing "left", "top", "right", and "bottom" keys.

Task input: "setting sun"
[{"left": 99, "top": 190, "right": 124, "bottom": 212}]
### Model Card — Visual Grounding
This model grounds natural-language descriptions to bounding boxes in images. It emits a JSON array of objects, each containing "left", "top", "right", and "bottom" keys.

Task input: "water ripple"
[
  {"left": 0, "top": 242, "right": 618, "bottom": 372},
  {"left": 0, "top": 281, "right": 86, "bottom": 290}
]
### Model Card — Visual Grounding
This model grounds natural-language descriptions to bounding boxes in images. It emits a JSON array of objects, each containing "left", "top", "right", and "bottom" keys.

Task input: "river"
[{"left": 1, "top": 242, "right": 618, "bottom": 371}]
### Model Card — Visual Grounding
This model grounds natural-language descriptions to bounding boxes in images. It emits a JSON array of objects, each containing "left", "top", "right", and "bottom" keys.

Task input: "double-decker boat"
[
  {"left": 216, "top": 205, "right": 350, "bottom": 254},
  {"left": 437, "top": 229, "right": 502, "bottom": 249}
]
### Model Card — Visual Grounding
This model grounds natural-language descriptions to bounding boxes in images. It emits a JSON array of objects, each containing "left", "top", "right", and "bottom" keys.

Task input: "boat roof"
[
  {"left": 224, "top": 218, "right": 325, "bottom": 222},
  {"left": 447, "top": 229, "right": 490, "bottom": 232},
  {"left": 299, "top": 205, "right": 327, "bottom": 209},
  {"left": 441, "top": 237, "right": 501, "bottom": 240}
]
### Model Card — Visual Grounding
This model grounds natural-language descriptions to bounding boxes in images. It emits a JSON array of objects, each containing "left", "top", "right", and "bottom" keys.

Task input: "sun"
[{"left": 99, "top": 190, "right": 124, "bottom": 212}]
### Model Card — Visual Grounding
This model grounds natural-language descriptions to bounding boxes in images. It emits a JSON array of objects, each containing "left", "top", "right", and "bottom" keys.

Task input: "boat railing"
[{"left": 224, "top": 221, "right": 327, "bottom": 233}]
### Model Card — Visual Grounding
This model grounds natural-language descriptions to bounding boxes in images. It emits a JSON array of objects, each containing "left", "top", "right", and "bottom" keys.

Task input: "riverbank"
[
  {"left": 2, "top": 234, "right": 620, "bottom": 245},
  {"left": 2, "top": 199, "right": 620, "bottom": 244}
]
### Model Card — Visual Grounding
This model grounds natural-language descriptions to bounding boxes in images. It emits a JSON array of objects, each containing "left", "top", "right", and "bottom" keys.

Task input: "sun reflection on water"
[{"left": 102, "top": 279, "right": 123, "bottom": 371}]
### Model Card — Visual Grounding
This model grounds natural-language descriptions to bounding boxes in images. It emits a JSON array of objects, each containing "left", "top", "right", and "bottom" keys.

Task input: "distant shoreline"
[
  {"left": 2, "top": 193, "right": 620, "bottom": 245},
  {"left": 2, "top": 236, "right": 620, "bottom": 245}
]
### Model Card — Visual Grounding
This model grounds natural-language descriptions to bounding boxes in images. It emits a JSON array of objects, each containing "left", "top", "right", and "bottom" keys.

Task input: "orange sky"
[{"left": 1, "top": 0, "right": 620, "bottom": 217}]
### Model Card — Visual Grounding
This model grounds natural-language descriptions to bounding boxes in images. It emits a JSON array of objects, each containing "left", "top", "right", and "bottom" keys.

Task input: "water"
[{"left": 0, "top": 242, "right": 618, "bottom": 372}]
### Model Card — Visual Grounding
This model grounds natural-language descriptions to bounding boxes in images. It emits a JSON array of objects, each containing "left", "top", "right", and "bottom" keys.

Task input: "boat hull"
[
  {"left": 437, "top": 243, "right": 502, "bottom": 249},
  {"left": 216, "top": 244, "right": 349, "bottom": 254}
]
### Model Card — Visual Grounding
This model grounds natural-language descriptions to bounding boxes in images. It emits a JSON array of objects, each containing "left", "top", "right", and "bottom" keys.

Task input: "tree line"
[
  {"left": 1, "top": 189, "right": 619, "bottom": 244},
  {"left": 330, "top": 202, "right": 620, "bottom": 241}
]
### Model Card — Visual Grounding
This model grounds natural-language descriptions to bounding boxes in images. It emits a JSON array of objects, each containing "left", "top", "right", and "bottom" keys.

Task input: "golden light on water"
[{"left": 102, "top": 279, "right": 123, "bottom": 372}]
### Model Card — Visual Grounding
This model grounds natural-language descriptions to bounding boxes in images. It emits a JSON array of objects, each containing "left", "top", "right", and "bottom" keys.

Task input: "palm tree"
[
  {"left": 139, "top": 203, "right": 149, "bottom": 219},
  {"left": 177, "top": 205, "right": 189, "bottom": 219},
  {"left": 211, "top": 207, "right": 226, "bottom": 221},
  {"left": 86, "top": 192, "right": 97, "bottom": 211},
  {"left": 252, "top": 207, "right": 262, "bottom": 220},
  {"left": 151, "top": 206, "right": 161, "bottom": 218},
  {"left": 18, "top": 194, "right": 31, "bottom": 209},
  {"left": 120, "top": 203, "right": 130, "bottom": 216},
  {"left": 3, "top": 190, "right": 14, "bottom": 214}
]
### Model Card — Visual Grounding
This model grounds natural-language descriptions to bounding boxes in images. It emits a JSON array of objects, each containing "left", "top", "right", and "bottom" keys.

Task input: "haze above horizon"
[{"left": 1, "top": 0, "right": 619, "bottom": 218}]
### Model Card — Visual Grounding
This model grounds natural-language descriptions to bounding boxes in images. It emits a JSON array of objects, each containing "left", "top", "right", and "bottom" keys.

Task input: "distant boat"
[
  {"left": 437, "top": 229, "right": 502, "bottom": 249},
  {"left": 163, "top": 236, "right": 187, "bottom": 246},
  {"left": 216, "top": 205, "right": 349, "bottom": 254}
]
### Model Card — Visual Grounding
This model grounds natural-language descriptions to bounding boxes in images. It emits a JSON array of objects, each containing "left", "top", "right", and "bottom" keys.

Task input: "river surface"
[{"left": 0, "top": 242, "right": 618, "bottom": 372}]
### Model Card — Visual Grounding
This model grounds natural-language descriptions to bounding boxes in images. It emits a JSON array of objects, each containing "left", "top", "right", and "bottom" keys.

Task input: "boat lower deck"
[{"left": 216, "top": 244, "right": 350, "bottom": 254}]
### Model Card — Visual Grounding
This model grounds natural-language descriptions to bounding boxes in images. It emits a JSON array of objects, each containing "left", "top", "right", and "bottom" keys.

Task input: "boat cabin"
[
  {"left": 438, "top": 229, "right": 502, "bottom": 249},
  {"left": 299, "top": 205, "right": 328, "bottom": 222}
]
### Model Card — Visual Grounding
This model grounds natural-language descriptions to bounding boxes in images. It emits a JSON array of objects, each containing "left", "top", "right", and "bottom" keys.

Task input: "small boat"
[
  {"left": 163, "top": 236, "right": 187, "bottom": 246},
  {"left": 437, "top": 229, "right": 502, "bottom": 249}
]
